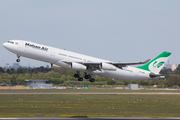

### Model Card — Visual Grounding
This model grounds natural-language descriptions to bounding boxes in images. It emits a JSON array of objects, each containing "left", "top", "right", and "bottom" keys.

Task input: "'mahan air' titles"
[{"left": 25, "top": 43, "right": 48, "bottom": 51}]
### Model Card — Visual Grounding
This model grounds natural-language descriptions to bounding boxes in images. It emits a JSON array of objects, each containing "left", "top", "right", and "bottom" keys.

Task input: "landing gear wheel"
[
  {"left": 16, "top": 59, "right": 20, "bottom": 62},
  {"left": 16, "top": 55, "right": 20, "bottom": 62},
  {"left": 89, "top": 78, "right": 95, "bottom": 82},
  {"left": 84, "top": 75, "right": 91, "bottom": 79},
  {"left": 78, "top": 77, "right": 83, "bottom": 81},
  {"left": 74, "top": 74, "right": 80, "bottom": 78}
]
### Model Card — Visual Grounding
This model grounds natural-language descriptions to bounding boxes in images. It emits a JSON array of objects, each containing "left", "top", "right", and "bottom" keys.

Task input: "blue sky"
[{"left": 0, "top": 0, "right": 180, "bottom": 67}]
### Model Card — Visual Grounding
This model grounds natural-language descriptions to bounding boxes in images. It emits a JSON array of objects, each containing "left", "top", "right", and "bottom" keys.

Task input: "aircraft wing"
[
  {"left": 110, "top": 59, "right": 151, "bottom": 67},
  {"left": 75, "top": 59, "right": 151, "bottom": 70}
]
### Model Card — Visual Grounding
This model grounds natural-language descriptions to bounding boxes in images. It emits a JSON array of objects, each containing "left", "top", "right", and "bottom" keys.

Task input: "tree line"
[{"left": 0, "top": 65, "right": 180, "bottom": 87}]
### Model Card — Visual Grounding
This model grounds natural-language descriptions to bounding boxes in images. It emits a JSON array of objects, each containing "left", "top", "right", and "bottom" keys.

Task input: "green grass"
[
  {"left": 0, "top": 89, "right": 180, "bottom": 92},
  {"left": 0, "top": 94, "right": 180, "bottom": 117}
]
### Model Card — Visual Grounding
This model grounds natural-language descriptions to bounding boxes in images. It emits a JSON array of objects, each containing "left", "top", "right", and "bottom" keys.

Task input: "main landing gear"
[
  {"left": 74, "top": 72, "right": 95, "bottom": 82},
  {"left": 74, "top": 72, "right": 83, "bottom": 81},
  {"left": 16, "top": 55, "right": 20, "bottom": 62},
  {"left": 89, "top": 78, "right": 95, "bottom": 82},
  {"left": 84, "top": 73, "right": 95, "bottom": 82}
]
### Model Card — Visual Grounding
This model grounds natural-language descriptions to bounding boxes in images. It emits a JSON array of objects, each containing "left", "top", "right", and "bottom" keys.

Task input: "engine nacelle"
[
  {"left": 101, "top": 63, "right": 117, "bottom": 71},
  {"left": 71, "top": 62, "right": 87, "bottom": 71},
  {"left": 55, "top": 61, "right": 71, "bottom": 68},
  {"left": 51, "top": 64, "right": 64, "bottom": 69}
]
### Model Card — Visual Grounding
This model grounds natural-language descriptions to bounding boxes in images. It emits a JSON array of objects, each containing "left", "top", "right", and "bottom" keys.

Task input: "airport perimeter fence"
[{"left": 0, "top": 85, "right": 179, "bottom": 90}]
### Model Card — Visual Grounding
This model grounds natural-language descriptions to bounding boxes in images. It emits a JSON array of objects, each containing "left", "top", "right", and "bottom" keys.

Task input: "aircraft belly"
[{"left": 100, "top": 68, "right": 150, "bottom": 80}]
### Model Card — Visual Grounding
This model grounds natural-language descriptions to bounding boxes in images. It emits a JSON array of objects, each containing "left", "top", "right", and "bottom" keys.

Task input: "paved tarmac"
[
  {"left": 0, "top": 117, "right": 180, "bottom": 120},
  {"left": 0, "top": 92, "right": 180, "bottom": 94}
]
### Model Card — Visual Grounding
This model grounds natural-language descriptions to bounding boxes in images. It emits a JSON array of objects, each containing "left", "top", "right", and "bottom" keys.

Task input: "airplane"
[{"left": 3, "top": 40, "right": 171, "bottom": 82}]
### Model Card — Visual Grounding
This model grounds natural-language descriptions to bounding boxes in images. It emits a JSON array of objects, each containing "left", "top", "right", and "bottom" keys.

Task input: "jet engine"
[
  {"left": 71, "top": 62, "right": 87, "bottom": 71},
  {"left": 51, "top": 63, "right": 64, "bottom": 69},
  {"left": 55, "top": 61, "right": 71, "bottom": 68},
  {"left": 100, "top": 63, "right": 117, "bottom": 71}
]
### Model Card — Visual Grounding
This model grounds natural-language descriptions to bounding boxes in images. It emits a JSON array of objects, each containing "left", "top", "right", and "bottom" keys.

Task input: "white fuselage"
[{"left": 3, "top": 40, "right": 151, "bottom": 80}]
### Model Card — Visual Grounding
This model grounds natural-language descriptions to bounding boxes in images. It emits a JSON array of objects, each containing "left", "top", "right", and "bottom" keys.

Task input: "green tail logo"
[
  {"left": 137, "top": 51, "right": 171, "bottom": 73},
  {"left": 153, "top": 61, "right": 165, "bottom": 68}
]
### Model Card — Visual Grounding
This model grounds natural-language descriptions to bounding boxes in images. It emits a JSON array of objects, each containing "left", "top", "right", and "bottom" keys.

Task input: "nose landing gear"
[
  {"left": 16, "top": 59, "right": 20, "bottom": 62},
  {"left": 16, "top": 55, "right": 20, "bottom": 62}
]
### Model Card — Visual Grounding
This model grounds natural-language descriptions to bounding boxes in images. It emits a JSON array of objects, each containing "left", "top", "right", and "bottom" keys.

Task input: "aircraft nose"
[
  {"left": 3, "top": 42, "right": 7, "bottom": 47},
  {"left": 3, "top": 42, "right": 9, "bottom": 49}
]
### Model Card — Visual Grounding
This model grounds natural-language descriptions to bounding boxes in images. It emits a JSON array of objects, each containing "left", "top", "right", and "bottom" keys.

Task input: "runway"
[
  {"left": 0, "top": 117, "right": 180, "bottom": 120},
  {"left": 0, "top": 92, "right": 180, "bottom": 94}
]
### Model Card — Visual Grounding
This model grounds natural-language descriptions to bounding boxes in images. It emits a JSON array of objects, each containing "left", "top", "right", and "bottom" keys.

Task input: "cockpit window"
[{"left": 7, "top": 41, "right": 14, "bottom": 44}]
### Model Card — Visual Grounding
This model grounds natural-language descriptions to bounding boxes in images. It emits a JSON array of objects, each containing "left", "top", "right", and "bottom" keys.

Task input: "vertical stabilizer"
[{"left": 137, "top": 51, "right": 171, "bottom": 74}]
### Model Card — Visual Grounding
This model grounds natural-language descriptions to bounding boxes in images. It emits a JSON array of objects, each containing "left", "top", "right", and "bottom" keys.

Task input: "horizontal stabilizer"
[{"left": 149, "top": 72, "right": 176, "bottom": 78}]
